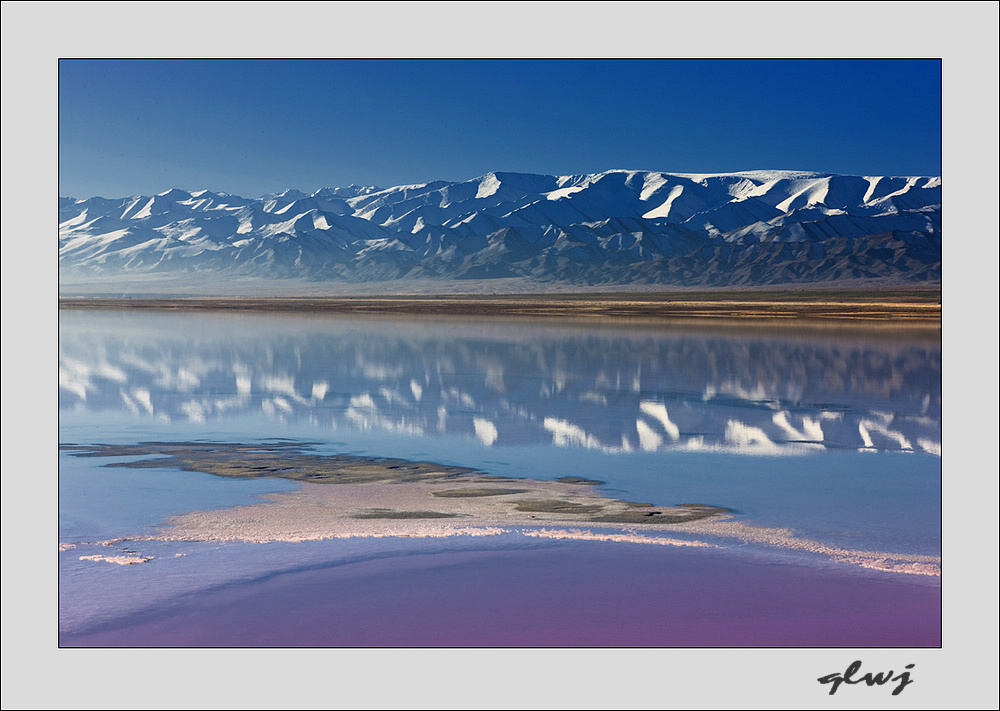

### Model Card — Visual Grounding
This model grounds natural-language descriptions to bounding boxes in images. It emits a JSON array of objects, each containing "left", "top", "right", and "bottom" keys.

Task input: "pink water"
[{"left": 59, "top": 542, "right": 940, "bottom": 647}]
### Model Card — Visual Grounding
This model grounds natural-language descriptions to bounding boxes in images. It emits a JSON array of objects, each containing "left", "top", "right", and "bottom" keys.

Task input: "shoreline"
[
  {"left": 60, "top": 442, "right": 941, "bottom": 578},
  {"left": 58, "top": 290, "right": 941, "bottom": 325}
]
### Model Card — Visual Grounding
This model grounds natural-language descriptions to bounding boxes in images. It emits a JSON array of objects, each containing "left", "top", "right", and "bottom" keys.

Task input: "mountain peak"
[
  {"left": 156, "top": 188, "right": 193, "bottom": 200},
  {"left": 59, "top": 169, "right": 941, "bottom": 293}
]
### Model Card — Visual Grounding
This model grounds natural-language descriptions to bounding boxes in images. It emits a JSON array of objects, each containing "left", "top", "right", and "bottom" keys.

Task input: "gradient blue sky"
[{"left": 59, "top": 58, "right": 941, "bottom": 199}]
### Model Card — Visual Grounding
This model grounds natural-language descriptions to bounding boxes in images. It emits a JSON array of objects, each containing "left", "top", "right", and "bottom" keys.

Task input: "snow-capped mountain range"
[{"left": 59, "top": 169, "right": 941, "bottom": 292}]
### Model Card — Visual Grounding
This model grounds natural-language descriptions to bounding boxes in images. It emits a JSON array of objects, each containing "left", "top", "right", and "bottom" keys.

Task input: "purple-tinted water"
[{"left": 60, "top": 542, "right": 940, "bottom": 648}]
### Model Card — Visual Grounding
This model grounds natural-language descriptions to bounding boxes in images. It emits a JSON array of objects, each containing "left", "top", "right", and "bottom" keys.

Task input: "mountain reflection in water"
[{"left": 59, "top": 310, "right": 940, "bottom": 457}]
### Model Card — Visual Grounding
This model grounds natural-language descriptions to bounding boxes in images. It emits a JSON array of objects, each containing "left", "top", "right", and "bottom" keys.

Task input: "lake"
[{"left": 57, "top": 308, "right": 941, "bottom": 647}]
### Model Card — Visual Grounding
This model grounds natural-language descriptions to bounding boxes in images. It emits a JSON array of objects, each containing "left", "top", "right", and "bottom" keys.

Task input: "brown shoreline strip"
[{"left": 58, "top": 290, "right": 941, "bottom": 323}]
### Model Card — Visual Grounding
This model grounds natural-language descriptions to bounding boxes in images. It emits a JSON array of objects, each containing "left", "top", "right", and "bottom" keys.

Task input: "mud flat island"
[
  {"left": 61, "top": 441, "right": 941, "bottom": 576},
  {"left": 60, "top": 441, "right": 731, "bottom": 533},
  {"left": 58, "top": 289, "right": 941, "bottom": 326}
]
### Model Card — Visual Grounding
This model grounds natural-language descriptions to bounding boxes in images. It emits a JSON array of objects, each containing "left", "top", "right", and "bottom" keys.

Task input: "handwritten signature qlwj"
[{"left": 818, "top": 660, "right": 914, "bottom": 695}]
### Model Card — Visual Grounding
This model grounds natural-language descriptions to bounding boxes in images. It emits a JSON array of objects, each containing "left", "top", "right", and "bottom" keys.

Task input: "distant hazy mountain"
[{"left": 59, "top": 170, "right": 940, "bottom": 293}]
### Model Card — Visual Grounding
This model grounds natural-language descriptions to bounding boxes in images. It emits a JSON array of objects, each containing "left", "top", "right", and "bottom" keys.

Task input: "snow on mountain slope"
[{"left": 59, "top": 170, "right": 941, "bottom": 291}]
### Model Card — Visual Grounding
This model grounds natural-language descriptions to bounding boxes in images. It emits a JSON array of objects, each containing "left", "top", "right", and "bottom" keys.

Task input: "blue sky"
[{"left": 59, "top": 58, "right": 941, "bottom": 199}]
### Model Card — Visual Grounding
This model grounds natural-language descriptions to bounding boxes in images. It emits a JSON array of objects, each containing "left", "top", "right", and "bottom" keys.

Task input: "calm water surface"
[{"left": 58, "top": 309, "right": 941, "bottom": 643}]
